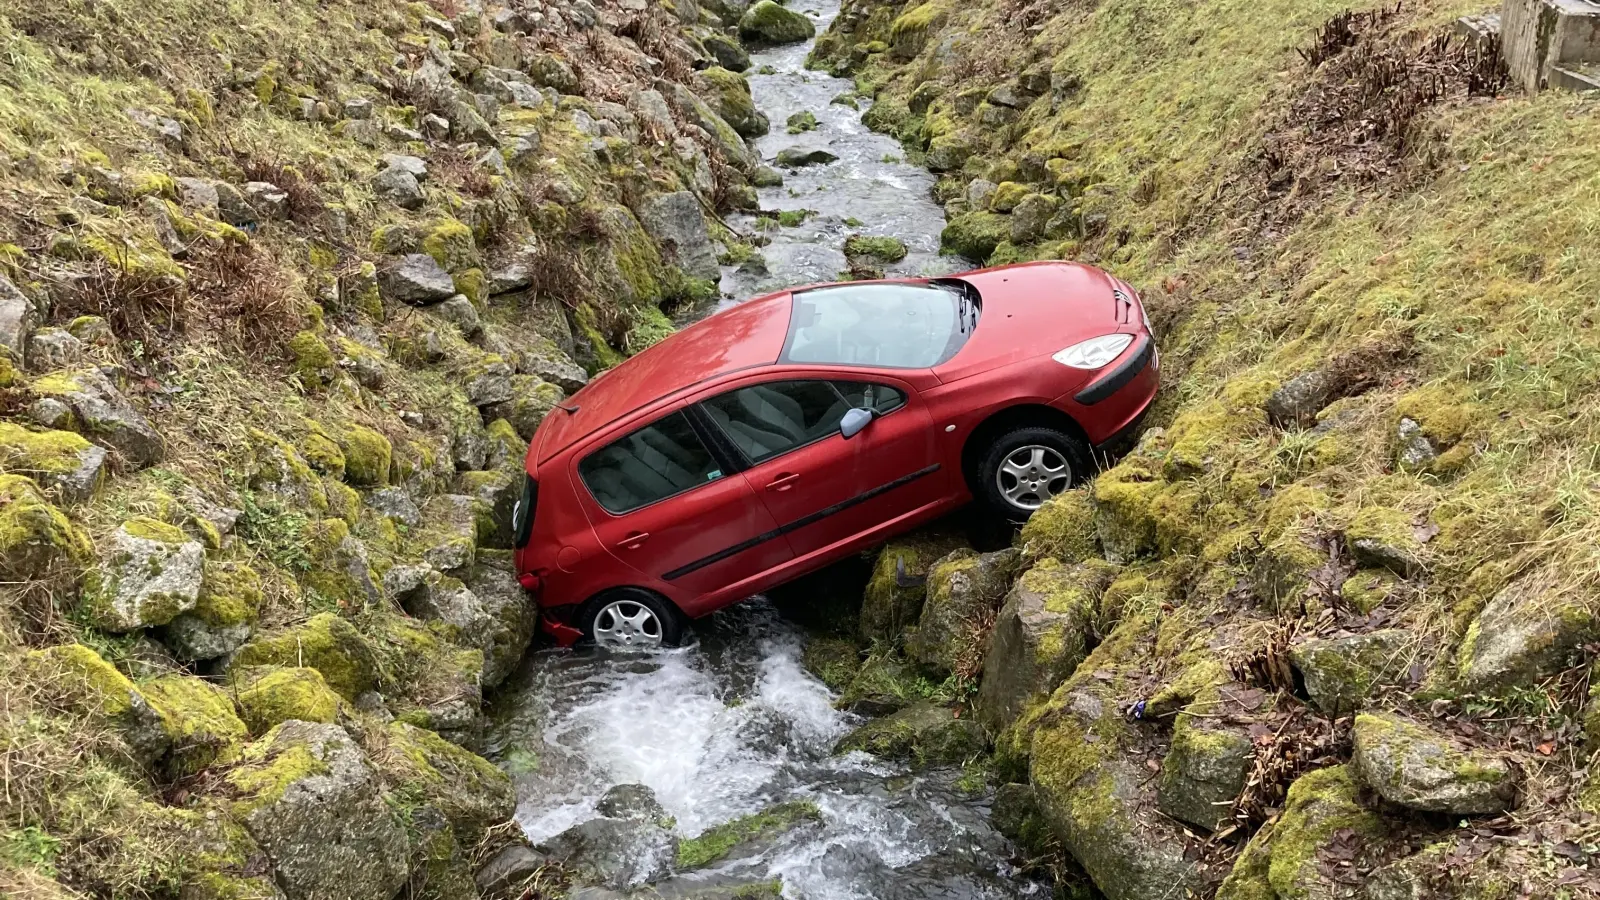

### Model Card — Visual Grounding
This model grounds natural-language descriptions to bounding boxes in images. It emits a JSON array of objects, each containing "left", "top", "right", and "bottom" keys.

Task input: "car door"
[
  {"left": 572, "top": 408, "right": 793, "bottom": 601},
  {"left": 698, "top": 375, "right": 945, "bottom": 562}
]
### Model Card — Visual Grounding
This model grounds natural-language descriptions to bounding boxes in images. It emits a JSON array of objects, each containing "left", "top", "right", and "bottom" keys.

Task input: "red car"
[{"left": 512, "top": 261, "right": 1158, "bottom": 648}]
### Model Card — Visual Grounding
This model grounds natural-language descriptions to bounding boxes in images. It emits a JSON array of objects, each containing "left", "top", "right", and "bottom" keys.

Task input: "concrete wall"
[{"left": 1501, "top": 0, "right": 1600, "bottom": 92}]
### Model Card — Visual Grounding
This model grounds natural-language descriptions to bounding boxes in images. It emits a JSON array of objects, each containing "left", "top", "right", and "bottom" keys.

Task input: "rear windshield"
[{"left": 782, "top": 282, "right": 976, "bottom": 368}]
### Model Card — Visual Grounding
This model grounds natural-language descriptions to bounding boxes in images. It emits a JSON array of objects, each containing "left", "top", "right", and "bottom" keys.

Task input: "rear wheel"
[
  {"left": 975, "top": 426, "right": 1092, "bottom": 524},
  {"left": 580, "top": 589, "right": 685, "bottom": 651}
]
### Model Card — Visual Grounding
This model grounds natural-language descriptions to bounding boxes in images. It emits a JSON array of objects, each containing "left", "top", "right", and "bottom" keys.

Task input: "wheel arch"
[
  {"left": 578, "top": 584, "right": 687, "bottom": 619},
  {"left": 959, "top": 404, "right": 1092, "bottom": 496}
]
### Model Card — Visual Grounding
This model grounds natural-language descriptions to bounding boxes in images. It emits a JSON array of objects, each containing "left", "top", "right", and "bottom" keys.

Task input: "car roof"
[{"left": 537, "top": 291, "right": 795, "bottom": 460}]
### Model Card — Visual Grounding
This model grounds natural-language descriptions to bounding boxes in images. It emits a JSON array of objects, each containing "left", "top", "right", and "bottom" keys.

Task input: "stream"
[{"left": 482, "top": 7, "right": 1037, "bottom": 898}]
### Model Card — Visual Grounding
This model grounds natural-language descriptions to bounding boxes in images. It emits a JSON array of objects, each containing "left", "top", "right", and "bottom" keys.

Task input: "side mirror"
[{"left": 839, "top": 407, "right": 874, "bottom": 439}]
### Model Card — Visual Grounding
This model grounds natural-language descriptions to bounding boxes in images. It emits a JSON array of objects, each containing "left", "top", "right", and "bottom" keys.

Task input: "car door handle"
[
  {"left": 765, "top": 473, "right": 801, "bottom": 492},
  {"left": 615, "top": 532, "right": 650, "bottom": 550}
]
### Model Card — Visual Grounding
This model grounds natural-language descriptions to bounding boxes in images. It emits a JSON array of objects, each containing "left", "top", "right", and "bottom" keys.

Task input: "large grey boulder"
[
  {"left": 1289, "top": 628, "right": 1416, "bottom": 716},
  {"left": 466, "top": 554, "right": 538, "bottom": 688},
  {"left": 1352, "top": 712, "right": 1518, "bottom": 815},
  {"left": 27, "top": 328, "right": 85, "bottom": 371},
  {"left": 30, "top": 367, "right": 164, "bottom": 468},
  {"left": 640, "top": 191, "right": 720, "bottom": 282},
  {"left": 905, "top": 547, "right": 1023, "bottom": 674},
  {"left": 379, "top": 254, "right": 456, "bottom": 305},
  {"left": 0, "top": 275, "right": 36, "bottom": 366},
  {"left": 79, "top": 518, "right": 205, "bottom": 633},
  {"left": 517, "top": 333, "right": 588, "bottom": 394},
  {"left": 975, "top": 558, "right": 1117, "bottom": 733},
  {"left": 1157, "top": 717, "right": 1253, "bottom": 832},
  {"left": 538, "top": 784, "right": 677, "bottom": 890},
  {"left": 228, "top": 721, "right": 410, "bottom": 900}
]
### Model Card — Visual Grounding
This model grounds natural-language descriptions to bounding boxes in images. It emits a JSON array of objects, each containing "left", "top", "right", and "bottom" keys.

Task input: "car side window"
[
  {"left": 578, "top": 410, "right": 724, "bottom": 514},
  {"left": 701, "top": 380, "right": 906, "bottom": 463}
]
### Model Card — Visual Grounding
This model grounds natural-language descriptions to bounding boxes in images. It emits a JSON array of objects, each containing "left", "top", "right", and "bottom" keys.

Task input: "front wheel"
[
  {"left": 580, "top": 589, "right": 685, "bottom": 651},
  {"left": 975, "top": 426, "right": 1092, "bottom": 524}
]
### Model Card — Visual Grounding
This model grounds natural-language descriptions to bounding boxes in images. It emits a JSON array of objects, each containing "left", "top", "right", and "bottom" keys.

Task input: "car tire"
[
  {"left": 976, "top": 426, "right": 1092, "bottom": 524},
  {"left": 579, "top": 588, "right": 685, "bottom": 650}
]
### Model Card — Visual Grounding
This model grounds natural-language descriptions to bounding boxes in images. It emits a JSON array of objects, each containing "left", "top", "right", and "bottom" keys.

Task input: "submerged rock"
[
  {"left": 835, "top": 701, "right": 986, "bottom": 767},
  {"left": 1352, "top": 713, "right": 1518, "bottom": 815},
  {"left": 775, "top": 146, "right": 838, "bottom": 167},
  {"left": 538, "top": 784, "right": 677, "bottom": 890}
]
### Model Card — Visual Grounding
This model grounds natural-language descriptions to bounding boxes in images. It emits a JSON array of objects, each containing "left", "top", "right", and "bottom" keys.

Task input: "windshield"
[{"left": 782, "top": 282, "right": 977, "bottom": 368}]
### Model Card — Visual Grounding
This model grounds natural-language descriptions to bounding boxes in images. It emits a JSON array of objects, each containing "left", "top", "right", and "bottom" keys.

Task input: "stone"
[
  {"left": 517, "top": 334, "right": 588, "bottom": 393},
  {"left": 965, "top": 178, "right": 998, "bottom": 210},
  {"left": 79, "top": 517, "right": 205, "bottom": 633},
  {"left": 1009, "top": 193, "right": 1059, "bottom": 244},
  {"left": 986, "top": 84, "right": 1027, "bottom": 109},
  {"left": 228, "top": 613, "right": 380, "bottom": 700},
  {"left": 484, "top": 374, "right": 565, "bottom": 439},
  {"left": 1290, "top": 629, "right": 1417, "bottom": 716},
  {"left": 379, "top": 254, "right": 457, "bottom": 305},
  {"left": 1157, "top": 716, "right": 1253, "bottom": 832},
  {"left": 373, "top": 165, "right": 424, "bottom": 210},
  {"left": 367, "top": 487, "right": 421, "bottom": 527},
  {"left": 1458, "top": 568, "right": 1595, "bottom": 692},
  {"left": 417, "top": 493, "right": 482, "bottom": 573},
  {"left": 159, "top": 560, "right": 264, "bottom": 661},
  {"left": 740, "top": 0, "right": 816, "bottom": 45},
  {"left": 596, "top": 783, "right": 668, "bottom": 823},
  {"left": 1501, "top": 0, "right": 1600, "bottom": 93},
  {"left": 835, "top": 701, "right": 987, "bottom": 768},
  {"left": 1264, "top": 766, "right": 1387, "bottom": 900},
  {"left": 214, "top": 181, "right": 258, "bottom": 226},
  {"left": 905, "top": 547, "right": 1023, "bottom": 674},
  {"left": 343, "top": 97, "right": 374, "bottom": 119},
  {"left": 694, "top": 67, "right": 769, "bottom": 138},
  {"left": 1395, "top": 417, "right": 1437, "bottom": 470},
  {"left": 0, "top": 475, "right": 94, "bottom": 585},
  {"left": 25, "top": 644, "right": 171, "bottom": 765},
  {"left": 704, "top": 33, "right": 752, "bottom": 71},
  {"left": 465, "top": 556, "right": 538, "bottom": 687},
  {"left": 476, "top": 844, "right": 549, "bottom": 899},
  {"left": 230, "top": 667, "right": 340, "bottom": 733},
  {"left": 244, "top": 182, "right": 289, "bottom": 219},
  {"left": 174, "top": 177, "right": 220, "bottom": 213},
  {"left": 940, "top": 210, "right": 1009, "bottom": 261},
  {"left": 1352, "top": 713, "right": 1518, "bottom": 815},
  {"left": 30, "top": 367, "right": 164, "bottom": 468},
  {"left": 975, "top": 559, "right": 1118, "bottom": 733},
  {"left": 1345, "top": 506, "right": 1426, "bottom": 578},
  {"left": 859, "top": 531, "right": 970, "bottom": 642},
  {"left": 538, "top": 813, "right": 677, "bottom": 891},
  {"left": 751, "top": 165, "right": 784, "bottom": 187},
  {"left": 143, "top": 673, "right": 249, "bottom": 777},
  {"left": 395, "top": 568, "right": 496, "bottom": 658},
  {"left": 433, "top": 295, "right": 483, "bottom": 336},
  {"left": 0, "top": 423, "right": 108, "bottom": 504},
  {"left": 227, "top": 722, "right": 410, "bottom": 900},
  {"left": 775, "top": 146, "right": 838, "bottom": 167},
  {"left": 1265, "top": 369, "right": 1341, "bottom": 428},
  {"left": 0, "top": 274, "right": 36, "bottom": 366},
  {"left": 372, "top": 721, "right": 514, "bottom": 836},
  {"left": 126, "top": 107, "right": 184, "bottom": 149},
  {"left": 640, "top": 191, "right": 720, "bottom": 281}
]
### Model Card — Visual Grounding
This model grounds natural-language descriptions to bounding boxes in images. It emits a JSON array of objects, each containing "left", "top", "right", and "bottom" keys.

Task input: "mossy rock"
[
  {"left": 1345, "top": 506, "right": 1426, "bottom": 578},
  {"left": 739, "top": 0, "right": 816, "bottom": 45},
  {"left": 1289, "top": 629, "right": 1417, "bottom": 717},
  {"left": 1264, "top": 766, "right": 1386, "bottom": 900},
  {"left": 160, "top": 560, "right": 263, "bottom": 662},
  {"left": 79, "top": 516, "right": 206, "bottom": 633},
  {"left": 1156, "top": 713, "right": 1253, "bottom": 832},
  {"left": 422, "top": 218, "right": 479, "bottom": 272},
  {"left": 235, "top": 667, "right": 343, "bottom": 733},
  {"left": 371, "top": 721, "right": 514, "bottom": 839},
  {"left": 859, "top": 529, "right": 971, "bottom": 642},
  {"left": 842, "top": 234, "right": 907, "bottom": 263},
  {"left": 0, "top": 422, "right": 107, "bottom": 504},
  {"left": 835, "top": 701, "right": 986, "bottom": 768},
  {"left": 26, "top": 643, "right": 171, "bottom": 765},
  {"left": 1351, "top": 712, "right": 1518, "bottom": 815},
  {"left": 676, "top": 801, "right": 822, "bottom": 870},
  {"left": 486, "top": 374, "right": 565, "bottom": 441},
  {"left": 298, "top": 422, "right": 346, "bottom": 478},
  {"left": 836, "top": 650, "right": 944, "bottom": 715},
  {"left": 144, "top": 673, "right": 249, "bottom": 777},
  {"left": 301, "top": 517, "right": 381, "bottom": 608},
  {"left": 0, "top": 474, "right": 93, "bottom": 585},
  {"left": 1456, "top": 567, "right": 1594, "bottom": 694},
  {"left": 800, "top": 636, "right": 863, "bottom": 691},
  {"left": 989, "top": 181, "right": 1029, "bottom": 212},
  {"left": 249, "top": 429, "right": 329, "bottom": 512},
  {"left": 1019, "top": 488, "right": 1098, "bottom": 564},
  {"left": 939, "top": 211, "right": 1009, "bottom": 263},
  {"left": 288, "top": 331, "right": 337, "bottom": 388},
  {"left": 339, "top": 425, "right": 393, "bottom": 487},
  {"left": 695, "top": 67, "right": 769, "bottom": 138},
  {"left": 905, "top": 547, "right": 1022, "bottom": 675},
  {"left": 229, "top": 613, "right": 379, "bottom": 701},
  {"left": 786, "top": 110, "right": 818, "bottom": 134}
]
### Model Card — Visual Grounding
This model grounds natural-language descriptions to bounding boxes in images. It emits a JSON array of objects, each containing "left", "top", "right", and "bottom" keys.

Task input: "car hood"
[{"left": 933, "top": 261, "right": 1123, "bottom": 383}]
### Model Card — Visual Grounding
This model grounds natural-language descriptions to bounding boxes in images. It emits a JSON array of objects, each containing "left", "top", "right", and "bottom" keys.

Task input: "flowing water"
[
  {"left": 487, "top": 603, "right": 1043, "bottom": 899},
  {"left": 716, "top": 0, "right": 962, "bottom": 303},
  {"left": 484, "top": 8, "right": 1038, "bottom": 897}
]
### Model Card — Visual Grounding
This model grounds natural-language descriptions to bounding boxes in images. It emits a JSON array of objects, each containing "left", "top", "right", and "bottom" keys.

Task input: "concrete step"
[{"left": 1549, "top": 62, "right": 1600, "bottom": 91}]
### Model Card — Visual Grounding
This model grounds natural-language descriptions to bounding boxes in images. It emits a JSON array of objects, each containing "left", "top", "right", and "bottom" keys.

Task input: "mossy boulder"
[
  {"left": 988, "top": 181, "right": 1028, "bottom": 213},
  {"left": 144, "top": 673, "right": 249, "bottom": 777},
  {"left": 338, "top": 425, "right": 393, "bottom": 487},
  {"left": 464, "top": 556, "right": 539, "bottom": 688},
  {"left": 703, "top": 32, "right": 751, "bottom": 72},
  {"left": 786, "top": 110, "right": 818, "bottom": 134},
  {"left": 1457, "top": 568, "right": 1596, "bottom": 694},
  {"left": 800, "top": 636, "right": 863, "bottom": 691},
  {"left": 27, "top": 367, "right": 164, "bottom": 468},
  {"left": 457, "top": 469, "right": 518, "bottom": 550},
  {"left": 905, "top": 547, "right": 1022, "bottom": 675},
  {"left": 842, "top": 234, "right": 907, "bottom": 263},
  {"left": 301, "top": 518, "right": 381, "bottom": 608},
  {"left": 411, "top": 494, "right": 481, "bottom": 574},
  {"left": 229, "top": 613, "right": 379, "bottom": 701},
  {"left": 1345, "top": 506, "right": 1427, "bottom": 578},
  {"left": 1264, "top": 766, "right": 1386, "bottom": 900},
  {"left": 227, "top": 721, "right": 410, "bottom": 900},
  {"left": 248, "top": 429, "right": 329, "bottom": 511},
  {"left": 26, "top": 643, "right": 171, "bottom": 765},
  {"left": 372, "top": 722, "right": 514, "bottom": 838},
  {"left": 939, "top": 211, "right": 1009, "bottom": 262},
  {"left": 1091, "top": 454, "right": 1166, "bottom": 562},
  {"left": 694, "top": 67, "right": 769, "bottom": 138},
  {"left": 160, "top": 560, "right": 263, "bottom": 661},
  {"left": 1157, "top": 714, "right": 1253, "bottom": 833},
  {"left": 288, "top": 330, "right": 337, "bottom": 388},
  {"left": 80, "top": 516, "right": 206, "bottom": 632},
  {"left": 739, "top": 0, "right": 815, "bottom": 45},
  {"left": 1289, "top": 629, "right": 1417, "bottom": 716},
  {"left": 859, "top": 530, "right": 971, "bottom": 642},
  {"left": 1018, "top": 488, "right": 1098, "bottom": 564},
  {"left": 975, "top": 558, "right": 1119, "bottom": 733},
  {"left": 372, "top": 614, "right": 486, "bottom": 737},
  {"left": 676, "top": 801, "right": 822, "bottom": 870},
  {"left": 235, "top": 667, "right": 343, "bottom": 733},
  {"left": 0, "top": 422, "right": 107, "bottom": 503},
  {"left": 0, "top": 474, "right": 94, "bottom": 584},
  {"left": 1351, "top": 712, "right": 1518, "bottom": 815},
  {"left": 485, "top": 374, "right": 565, "bottom": 441},
  {"left": 835, "top": 701, "right": 986, "bottom": 768},
  {"left": 835, "top": 651, "right": 938, "bottom": 716}
]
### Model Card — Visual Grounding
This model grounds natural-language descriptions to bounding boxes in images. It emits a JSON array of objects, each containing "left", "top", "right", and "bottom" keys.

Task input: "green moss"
[
  {"left": 573, "top": 302, "right": 626, "bottom": 371},
  {"left": 1019, "top": 489, "right": 1097, "bottom": 564},
  {"left": 249, "top": 429, "right": 330, "bottom": 512},
  {"left": 1215, "top": 823, "right": 1276, "bottom": 900},
  {"left": 786, "top": 110, "right": 818, "bottom": 133},
  {"left": 422, "top": 218, "right": 478, "bottom": 272},
  {"left": 1266, "top": 766, "right": 1386, "bottom": 900},
  {"left": 29, "top": 643, "right": 141, "bottom": 719},
  {"left": 227, "top": 732, "right": 330, "bottom": 810},
  {"left": 229, "top": 613, "right": 378, "bottom": 700},
  {"left": 625, "top": 305, "right": 675, "bottom": 355},
  {"left": 776, "top": 209, "right": 811, "bottom": 227},
  {"left": 235, "top": 667, "right": 342, "bottom": 733},
  {"left": 338, "top": 425, "right": 392, "bottom": 486},
  {"left": 801, "top": 637, "right": 862, "bottom": 690},
  {"left": 989, "top": 181, "right": 1028, "bottom": 213},
  {"left": 121, "top": 515, "right": 188, "bottom": 543},
  {"left": 677, "top": 801, "right": 822, "bottom": 869},
  {"left": 189, "top": 561, "right": 263, "bottom": 629},
  {"left": 842, "top": 234, "right": 908, "bottom": 263},
  {"left": 940, "top": 211, "right": 1009, "bottom": 262},
  {"left": 1341, "top": 568, "right": 1398, "bottom": 614},
  {"left": 0, "top": 422, "right": 98, "bottom": 477},
  {"left": 0, "top": 475, "right": 94, "bottom": 581},
  {"left": 144, "top": 674, "right": 249, "bottom": 777},
  {"left": 374, "top": 722, "right": 512, "bottom": 836},
  {"left": 297, "top": 423, "right": 346, "bottom": 478},
  {"left": 740, "top": 0, "right": 816, "bottom": 44},
  {"left": 287, "top": 331, "right": 336, "bottom": 388}
]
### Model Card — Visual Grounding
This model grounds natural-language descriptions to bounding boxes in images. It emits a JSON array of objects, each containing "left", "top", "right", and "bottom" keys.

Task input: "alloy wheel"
[
  {"left": 592, "top": 599, "right": 664, "bottom": 650},
  {"left": 995, "top": 444, "right": 1071, "bottom": 512}
]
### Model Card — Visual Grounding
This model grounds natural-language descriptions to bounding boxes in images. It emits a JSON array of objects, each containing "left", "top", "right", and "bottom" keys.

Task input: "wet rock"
[
  {"left": 1395, "top": 417, "right": 1437, "bottom": 470},
  {"left": 1458, "top": 567, "right": 1594, "bottom": 692},
  {"left": 676, "top": 800, "right": 823, "bottom": 871},
  {"left": 79, "top": 517, "right": 204, "bottom": 632},
  {"left": 466, "top": 556, "right": 538, "bottom": 687},
  {"left": 1158, "top": 715, "right": 1253, "bottom": 832},
  {"left": 905, "top": 547, "right": 1022, "bottom": 674},
  {"left": 1290, "top": 628, "right": 1417, "bottom": 717},
  {"left": 640, "top": 191, "right": 720, "bottom": 282},
  {"left": 990, "top": 782, "right": 1053, "bottom": 855},
  {"left": 776, "top": 146, "right": 838, "bottom": 167},
  {"left": 975, "top": 559, "right": 1118, "bottom": 733},
  {"left": 596, "top": 783, "right": 668, "bottom": 822},
  {"left": 476, "top": 844, "right": 549, "bottom": 899},
  {"left": 739, "top": 0, "right": 815, "bottom": 45},
  {"left": 0, "top": 422, "right": 108, "bottom": 504},
  {"left": 373, "top": 164, "right": 425, "bottom": 210},
  {"left": 836, "top": 701, "right": 986, "bottom": 768},
  {"left": 704, "top": 32, "right": 751, "bottom": 71},
  {"left": 227, "top": 721, "right": 410, "bottom": 900},
  {"left": 859, "top": 531, "right": 970, "bottom": 642},
  {"left": 1352, "top": 712, "right": 1517, "bottom": 814},
  {"left": 751, "top": 165, "right": 784, "bottom": 187},
  {"left": 30, "top": 367, "right": 164, "bottom": 467},
  {"left": 379, "top": 253, "right": 457, "bottom": 305},
  {"left": 694, "top": 67, "right": 769, "bottom": 138},
  {"left": 539, "top": 799, "right": 677, "bottom": 890}
]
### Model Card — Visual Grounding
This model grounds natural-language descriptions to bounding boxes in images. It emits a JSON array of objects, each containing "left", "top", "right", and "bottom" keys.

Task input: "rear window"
[
  {"left": 782, "top": 282, "right": 976, "bottom": 368},
  {"left": 577, "top": 410, "right": 724, "bottom": 514}
]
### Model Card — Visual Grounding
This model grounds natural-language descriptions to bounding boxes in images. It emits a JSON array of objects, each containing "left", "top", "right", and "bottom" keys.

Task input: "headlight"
[{"left": 1052, "top": 334, "right": 1134, "bottom": 369}]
